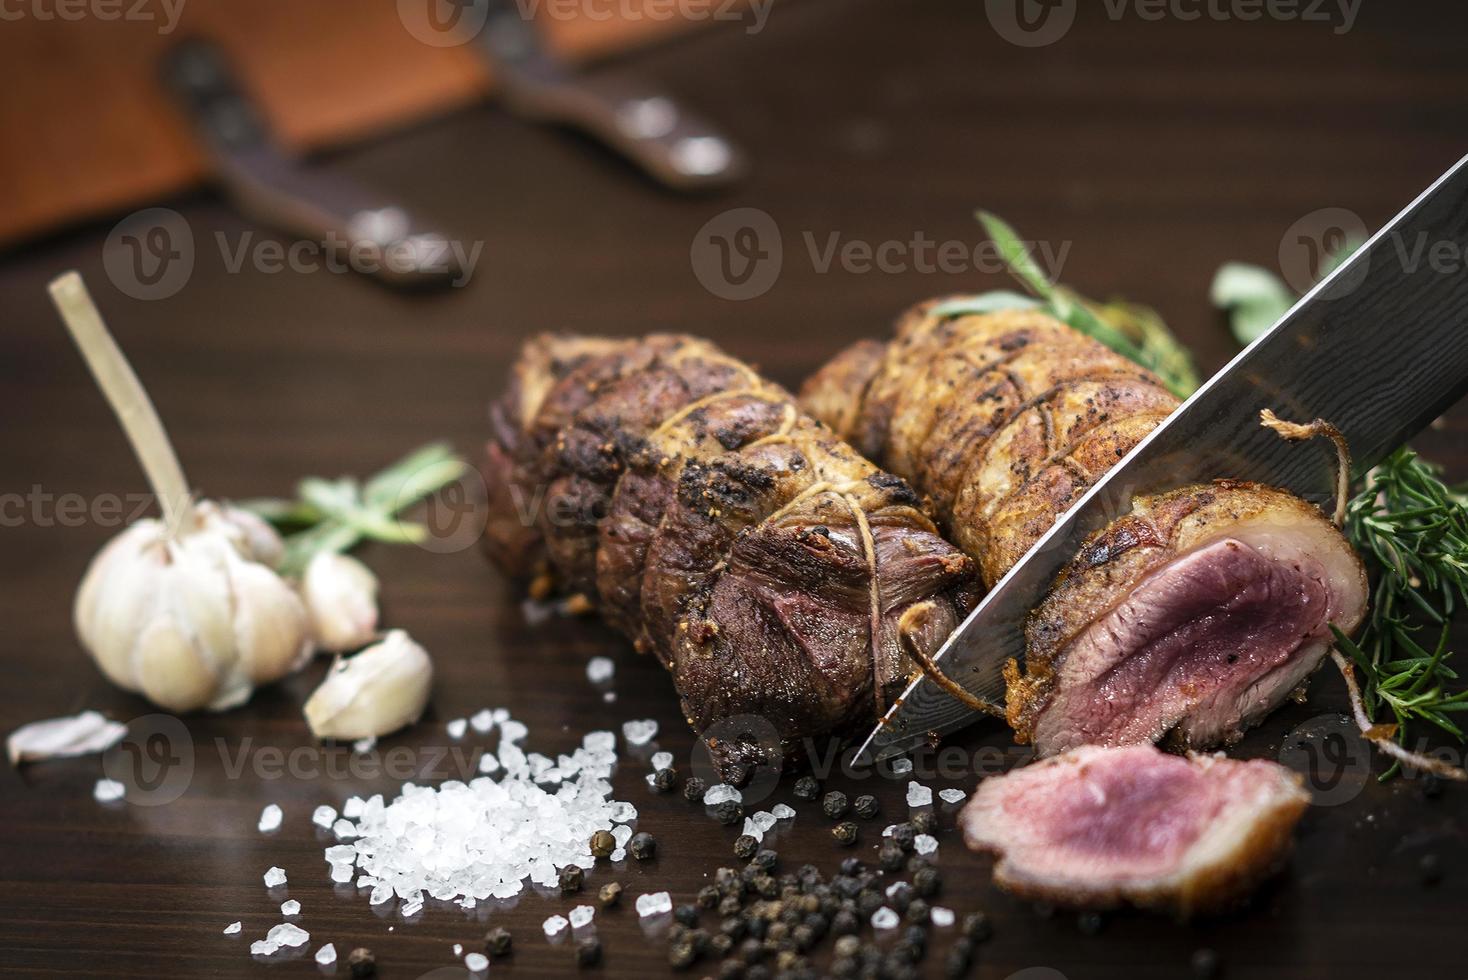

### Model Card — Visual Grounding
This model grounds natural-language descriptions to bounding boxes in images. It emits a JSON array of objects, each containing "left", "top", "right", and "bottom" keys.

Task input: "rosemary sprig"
[
  {"left": 1337, "top": 448, "right": 1468, "bottom": 758},
  {"left": 238, "top": 442, "right": 468, "bottom": 576},
  {"left": 966, "top": 211, "right": 1201, "bottom": 397}
]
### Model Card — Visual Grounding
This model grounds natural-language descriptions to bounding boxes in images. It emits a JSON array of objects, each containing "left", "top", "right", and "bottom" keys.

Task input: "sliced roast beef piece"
[
  {"left": 960, "top": 744, "right": 1309, "bottom": 916},
  {"left": 483, "top": 334, "right": 978, "bottom": 771},
  {"left": 1008, "top": 482, "right": 1368, "bottom": 756}
]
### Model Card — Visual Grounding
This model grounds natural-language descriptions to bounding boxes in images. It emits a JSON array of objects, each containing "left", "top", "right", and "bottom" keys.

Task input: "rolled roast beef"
[
  {"left": 800, "top": 300, "right": 1367, "bottom": 754},
  {"left": 483, "top": 334, "right": 978, "bottom": 771},
  {"left": 959, "top": 743, "right": 1310, "bottom": 916}
]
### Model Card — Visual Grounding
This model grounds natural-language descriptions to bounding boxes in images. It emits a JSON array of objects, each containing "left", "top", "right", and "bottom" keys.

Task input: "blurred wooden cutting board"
[{"left": 0, "top": 0, "right": 738, "bottom": 246}]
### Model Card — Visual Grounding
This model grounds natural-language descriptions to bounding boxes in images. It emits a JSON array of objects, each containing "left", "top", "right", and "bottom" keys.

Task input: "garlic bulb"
[
  {"left": 74, "top": 502, "right": 314, "bottom": 712},
  {"left": 304, "top": 630, "right": 433, "bottom": 740},
  {"left": 301, "top": 552, "right": 379, "bottom": 652}
]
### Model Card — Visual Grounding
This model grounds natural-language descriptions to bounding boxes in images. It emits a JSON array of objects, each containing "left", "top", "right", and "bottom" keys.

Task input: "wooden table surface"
[{"left": 3, "top": 2, "right": 1467, "bottom": 977}]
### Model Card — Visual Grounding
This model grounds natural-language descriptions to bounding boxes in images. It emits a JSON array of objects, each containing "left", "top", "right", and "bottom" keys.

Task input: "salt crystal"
[
  {"left": 281, "top": 899, "right": 300, "bottom": 916},
  {"left": 610, "top": 847, "right": 626, "bottom": 862},
  {"left": 622, "top": 719, "right": 658, "bottom": 746},
  {"left": 603, "top": 691, "right": 616, "bottom": 702},
  {"left": 584, "top": 731, "right": 616, "bottom": 753},
  {"left": 330, "top": 863, "right": 354, "bottom": 884},
  {"left": 931, "top": 906, "right": 956, "bottom": 927},
  {"left": 315, "top": 943, "right": 337, "bottom": 965},
  {"left": 325, "top": 844, "right": 356, "bottom": 865},
  {"left": 906, "top": 781, "right": 933, "bottom": 807},
  {"left": 751, "top": 810, "right": 777, "bottom": 833},
  {"left": 612, "top": 824, "right": 633, "bottom": 847},
  {"left": 543, "top": 914, "right": 569, "bottom": 937},
  {"left": 586, "top": 656, "right": 615, "bottom": 683},
  {"left": 499, "top": 719, "right": 528, "bottom": 743},
  {"left": 250, "top": 940, "right": 278, "bottom": 956},
  {"left": 891, "top": 757, "right": 913, "bottom": 775},
  {"left": 465, "top": 952, "right": 489, "bottom": 973},
  {"left": 569, "top": 904, "right": 595, "bottom": 928},
  {"left": 311, "top": 805, "right": 337, "bottom": 829},
  {"left": 478, "top": 752, "right": 500, "bottom": 774},
  {"left": 470, "top": 709, "right": 494, "bottom": 732},
  {"left": 341, "top": 797, "right": 364, "bottom": 818},
  {"left": 257, "top": 804, "right": 283, "bottom": 833},
  {"left": 871, "top": 907, "right": 899, "bottom": 929},
  {"left": 741, "top": 818, "right": 764, "bottom": 842},
  {"left": 651, "top": 751, "right": 674, "bottom": 771},
  {"left": 93, "top": 778, "right": 124, "bottom": 803},
  {"left": 263, "top": 866, "right": 287, "bottom": 888},
  {"left": 453, "top": 943, "right": 463, "bottom": 956},
  {"left": 401, "top": 898, "right": 424, "bottom": 917},
  {"left": 352, "top": 736, "right": 375, "bottom": 754},
  {"left": 332, "top": 819, "right": 357, "bottom": 839},
  {"left": 267, "top": 922, "right": 310, "bottom": 948},
  {"left": 609, "top": 801, "right": 638, "bottom": 822},
  {"left": 703, "top": 783, "right": 741, "bottom": 805},
  {"left": 938, "top": 788, "right": 967, "bottom": 804},
  {"left": 636, "top": 891, "right": 672, "bottom": 917},
  {"left": 369, "top": 883, "right": 393, "bottom": 906},
  {"left": 882, "top": 824, "right": 897, "bottom": 837},
  {"left": 914, "top": 834, "right": 938, "bottom": 855},
  {"left": 644, "top": 773, "right": 658, "bottom": 789},
  {"left": 223, "top": 921, "right": 241, "bottom": 935},
  {"left": 771, "top": 803, "right": 796, "bottom": 820},
  {"left": 447, "top": 718, "right": 468, "bottom": 739},
  {"left": 492, "top": 708, "right": 510, "bottom": 724}
]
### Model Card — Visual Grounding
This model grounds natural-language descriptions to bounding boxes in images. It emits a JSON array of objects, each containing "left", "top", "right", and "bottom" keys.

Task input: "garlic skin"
[
  {"left": 74, "top": 502, "right": 313, "bottom": 713},
  {"left": 304, "top": 630, "right": 433, "bottom": 740},
  {"left": 301, "top": 552, "right": 380, "bottom": 652}
]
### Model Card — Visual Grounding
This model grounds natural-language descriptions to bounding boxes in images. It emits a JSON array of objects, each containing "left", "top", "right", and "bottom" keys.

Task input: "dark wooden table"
[{"left": 3, "top": 2, "right": 1467, "bottom": 977}]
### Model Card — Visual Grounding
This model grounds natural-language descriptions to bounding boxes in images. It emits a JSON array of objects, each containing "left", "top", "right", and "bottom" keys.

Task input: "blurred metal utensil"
[
  {"left": 473, "top": 0, "right": 746, "bottom": 191},
  {"left": 161, "top": 38, "right": 463, "bottom": 289}
]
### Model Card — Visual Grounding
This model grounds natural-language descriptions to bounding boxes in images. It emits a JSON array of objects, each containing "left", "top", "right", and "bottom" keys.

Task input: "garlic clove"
[
  {"left": 227, "top": 553, "right": 313, "bottom": 694},
  {"left": 301, "top": 552, "right": 380, "bottom": 652},
  {"left": 304, "top": 630, "right": 432, "bottom": 740},
  {"left": 7, "top": 711, "right": 127, "bottom": 766},
  {"left": 219, "top": 504, "right": 286, "bottom": 568},
  {"left": 75, "top": 520, "right": 169, "bottom": 693},
  {"left": 133, "top": 611, "right": 220, "bottom": 713}
]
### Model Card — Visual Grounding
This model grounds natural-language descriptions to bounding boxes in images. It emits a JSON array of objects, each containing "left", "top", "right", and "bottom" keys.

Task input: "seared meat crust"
[
  {"left": 484, "top": 334, "right": 978, "bottom": 770},
  {"left": 800, "top": 302, "right": 1179, "bottom": 586}
]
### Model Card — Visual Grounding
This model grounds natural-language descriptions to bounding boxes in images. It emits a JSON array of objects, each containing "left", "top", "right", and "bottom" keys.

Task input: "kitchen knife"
[{"left": 859, "top": 153, "right": 1468, "bottom": 762}]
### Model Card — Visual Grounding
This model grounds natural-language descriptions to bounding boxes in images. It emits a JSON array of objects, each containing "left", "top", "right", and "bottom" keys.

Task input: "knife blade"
[{"left": 859, "top": 153, "right": 1468, "bottom": 762}]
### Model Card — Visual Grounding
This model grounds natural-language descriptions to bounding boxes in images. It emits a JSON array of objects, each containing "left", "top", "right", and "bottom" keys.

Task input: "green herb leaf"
[{"left": 1209, "top": 262, "right": 1296, "bottom": 345}]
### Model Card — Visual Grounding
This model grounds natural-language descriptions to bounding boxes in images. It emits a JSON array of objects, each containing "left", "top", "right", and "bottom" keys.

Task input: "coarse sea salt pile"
[{"left": 318, "top": 717, "right": 633, "bottom": 911}]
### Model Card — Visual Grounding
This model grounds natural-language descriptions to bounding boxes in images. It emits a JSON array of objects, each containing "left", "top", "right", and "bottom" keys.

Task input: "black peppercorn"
[
  {"left": 878, "top": 844, "right": 905, "bottom": 871},
  {"left": 831, "top": 908, "right": 859, "bottom": 936},
  {"left": 852, "top": 794, "right": 879, "bottom": 820},
  {"left": 839, "top": 856, "right": 863, "bottom": 875},
  {"left": 683, "top": 776, "right": 707, "bottom": 802},
  {"left": 945, "top": 938, "right": 974, "bottom": 978},
  {"left": 1422, "top": 774, "right": 1443, "bottom": 799},
  {"left": 755, "top": 874, "right": 779, "bottom": 899},
  {"left": 906, "top": 899, "right": 930, "bottom": 924},
  {"left": 668, "top": 939, "right": 698, "bottom": 970},
  {"left": 912, "top": 865, "right": 940, "bottom": 898},
  {"left": 712, "top": 799, "right": 744, "bottom": 825},
  {"left": 831, "top": 821, "right": 858, "bottom": 847},
  {"left": 696, "top": 884, "right": 720, "bottom": 909},
  {"left": 598, "top": 881, "right": 622, "bottom": 908},
  {"left": 720, "top": 915, "right": 747, "bottom": 940},
  {"left": 629, "top": 831, "right": 657, "bottom": 860},
  {"left": 484, "top": 926, "right": 513, "bottom": 958},
  {"left": 890, "top": 823, "right": 916, "bottom": 852},
  {"left": 671, "top": 903, "right": 698, "bottom": 927},
  {"left": 559, "top": 863, "right": 584, "bottom": 894},
  {"left": 911, "top": 810, "right": 937, "bottom": 835},
  {"left": 1078, "top": 910, "right": 1105, "bottom": 935},
  {"left": 652, "top": 767, "right": 679, "bottom": 793},
  {"left": 718, "top": 895, "right": 742, "bottom": 917},
  {"left": 734, "top": 834, "right": 759, "bottom": 859},
  {"left": 347, "top": 947, "right": 376, "bottom": 978},
  {"left": 792, "top": 776, "right": 820, "bottom": 800},
  {"left": 574, "top": 936, "right": 602, "bottom": 967},
  {"left": 589, "top": 829, "right": 616, "bottom": 858},
  {"left": 822, "top": 791, "right": 850, "bottom": 819},
  {"left": 752, "top": 848, "right": 779, "bottom": 871},
  {"left": 961, "top": 911, "right": 992, "bottom": 942},
  {"left": 886, "top": 881, "right": 913, "bottom": 913},
  {"left": 710, "top": 933, "right": 734, "bottom": 958}
]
